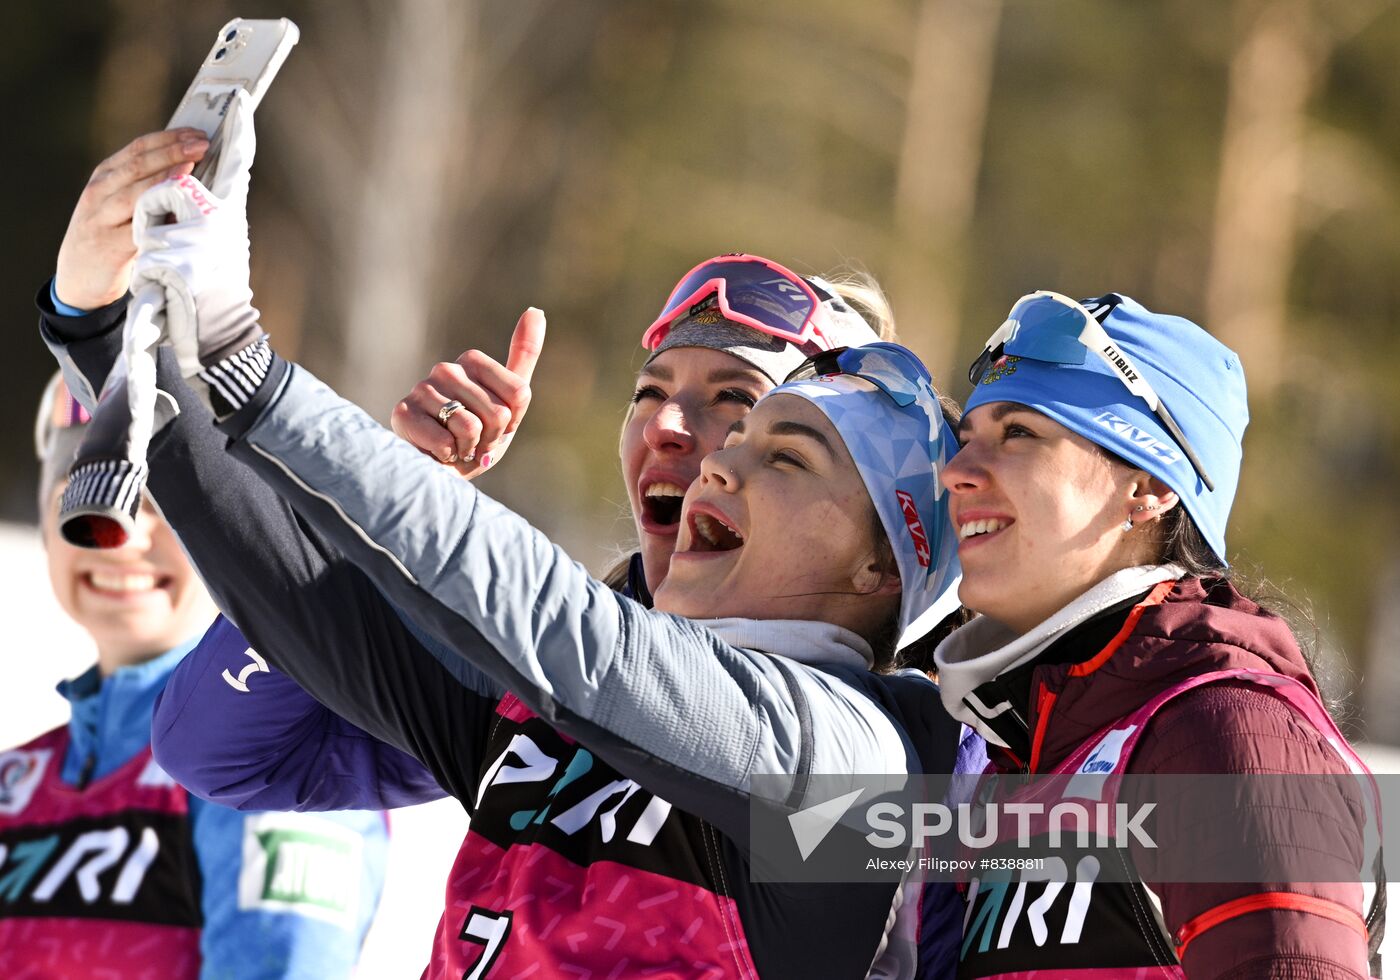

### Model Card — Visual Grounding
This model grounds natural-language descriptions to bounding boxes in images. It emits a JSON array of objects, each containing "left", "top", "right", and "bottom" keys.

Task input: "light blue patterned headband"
[{"left": 771, "top": 343, "right": 962, "bottom": 638}]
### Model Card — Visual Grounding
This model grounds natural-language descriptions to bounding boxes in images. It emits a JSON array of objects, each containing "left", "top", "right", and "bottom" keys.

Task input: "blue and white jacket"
[{"left": 0, "top": 637, "right": 389, "bottom": 979}]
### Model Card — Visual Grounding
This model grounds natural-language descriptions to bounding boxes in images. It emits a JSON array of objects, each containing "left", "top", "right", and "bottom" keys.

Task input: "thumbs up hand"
[{"left": 391, "top": 307, "right": 546, "bottom": 479}]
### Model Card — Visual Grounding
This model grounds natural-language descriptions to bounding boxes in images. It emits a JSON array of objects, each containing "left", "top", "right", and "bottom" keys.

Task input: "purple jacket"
[{"left": 153, "top": 615, "right": 444, "bottom": 812}]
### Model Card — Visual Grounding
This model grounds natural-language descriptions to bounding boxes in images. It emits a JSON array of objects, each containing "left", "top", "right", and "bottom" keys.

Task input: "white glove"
[{"left": 130, "top": 89, "right": 264, "bottom": 380}]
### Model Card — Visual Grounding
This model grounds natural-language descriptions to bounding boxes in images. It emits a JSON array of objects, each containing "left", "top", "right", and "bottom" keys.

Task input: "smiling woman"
[
  {"left": 621, "top": 347, "right": 775, "bottom": 594},
  {"left": 42, "top": 481, "right": 212, "bottom": 672},
  {"left": 34, "top": 376, "right": 218, "bottom": 675},
  {"left": 658, "top": 393, "right": 902, "bottom": 645},
  {"left": 40, "top": 126, "right": 972, "bottom": 972},
  {"left": 37, "top": 115, "right": 975, "bottom": 978},
  {"left": 134, "top": 260, "right": 966, "bottom": 980},
  {"left": 0, "top": 376, "right": 389, "bottom": 980},
  {"left": 615, "top": 255, "right": 897, "bottom": 599},
  {"left": 934, "top": 292, "right": 1379, "bottom": 979},
  {"left": 34, "top": 375, "right": 218, "bottom": 674}
]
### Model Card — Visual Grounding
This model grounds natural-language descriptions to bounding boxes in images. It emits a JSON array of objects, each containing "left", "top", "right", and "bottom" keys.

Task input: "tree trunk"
[
  {"left": 336, "top": 0, "right": 474, "bottom": 415},
  {"left": 887, "top": 0, "right": 1002, "bottom": 383},
  {"left": 1203, "top": 0, "right": 1328, "bottom": 397}
]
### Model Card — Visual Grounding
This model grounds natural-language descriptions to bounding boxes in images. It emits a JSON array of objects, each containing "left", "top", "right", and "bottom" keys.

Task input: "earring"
[{"left": 1121, "top": 517, "right": 1135, "bottom": 533}]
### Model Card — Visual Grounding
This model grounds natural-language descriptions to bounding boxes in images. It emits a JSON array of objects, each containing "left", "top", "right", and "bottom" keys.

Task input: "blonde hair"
[
  {"left": 821, "top": 267, "right": 898, "bottom": 342},
  {"left": 601, "top": 550, "right": 633, "bottom": 593}
]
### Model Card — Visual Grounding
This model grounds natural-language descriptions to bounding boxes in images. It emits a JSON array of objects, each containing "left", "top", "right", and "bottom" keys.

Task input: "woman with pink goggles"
[
  {"left": 391, "top": 253, "right": 905, "bottom": 603},
  {"left": 43, "top": 122, "right": 975, "bottom": 977}
]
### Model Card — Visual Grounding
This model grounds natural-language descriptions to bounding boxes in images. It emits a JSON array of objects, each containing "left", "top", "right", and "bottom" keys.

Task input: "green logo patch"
[{"left": 238, "top": 813, "right": 362, "bottom": 926}]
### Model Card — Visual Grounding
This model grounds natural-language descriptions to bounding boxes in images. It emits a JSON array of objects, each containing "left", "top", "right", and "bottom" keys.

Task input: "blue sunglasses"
[
  {"left": 968, "top": 291, "right": 1215, "bottom": 491},
  {"left": 785, "top": 342, "right": 932, "bottom": 409},
  {"left": 785, "top": 343, "right": 954, "bottom": 477}
]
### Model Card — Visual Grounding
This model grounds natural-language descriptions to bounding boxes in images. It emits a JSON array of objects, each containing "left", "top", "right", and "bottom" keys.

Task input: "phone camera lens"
[
  {"left": 214, "top": 47, "right": 227, "bottom": 60},
  {"left": 225, "top": 29, "right": 237, "bottom": 42}
]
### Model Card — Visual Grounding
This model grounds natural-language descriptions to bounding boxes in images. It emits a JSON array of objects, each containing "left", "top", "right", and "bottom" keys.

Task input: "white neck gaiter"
[
  {"left": 699, "top": 618, "right": 874, "bottom": 670},
  {"left": 933, "top": 564, "right": 1183, "bottom": 740}
]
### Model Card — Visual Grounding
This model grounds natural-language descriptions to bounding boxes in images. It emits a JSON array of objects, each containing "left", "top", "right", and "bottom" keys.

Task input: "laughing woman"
[
  {"left": 43, "top": 104, "right": 967, "bottom": 977},
  {"left": 937, "top": 291, "right": 1378, "bottom": 979},
  {"left": 155, "top": 335, "right": 960, "bottom": 974}
]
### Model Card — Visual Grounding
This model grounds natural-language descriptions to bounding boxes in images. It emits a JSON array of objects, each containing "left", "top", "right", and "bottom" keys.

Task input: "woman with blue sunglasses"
[
  {"left": 937, "top": 291, "right": 1377, "bottom": 978},
  {"left": 41, "top": 110, "right": 973, "bottom": 978}
]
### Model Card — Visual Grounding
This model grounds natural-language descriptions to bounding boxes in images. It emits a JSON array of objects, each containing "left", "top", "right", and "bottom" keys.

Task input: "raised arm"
[
  {"left": 38, "top": 126, "right": 504, "bottom": 806},
  {"left": 111, "top": 103, "right": 925, "bottom": 840},
  {"left": 208, "top": 354, "right": 917, "bottom": 841},
  {"left": 40, "top": 286, "right": 498, "bottom": 804}
]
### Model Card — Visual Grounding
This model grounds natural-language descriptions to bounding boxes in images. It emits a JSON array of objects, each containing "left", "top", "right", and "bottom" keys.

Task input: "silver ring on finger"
[{"left": 438, "top": 400, "right": 466, "bottom": 427}]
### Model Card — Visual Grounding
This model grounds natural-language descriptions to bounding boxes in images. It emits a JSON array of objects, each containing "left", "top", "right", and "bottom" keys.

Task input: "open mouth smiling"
[
  {"left": 959, "top": 518, "right": 1009, "bottom": 540},
  {"left": 642, "top": 481, "right": 687, "bottom": 531},
  {"left": 957, "top": 515, "right": 1013, "bottom": 548},
  {"left": 684, "top": 509, "right": 744, "bottom": 553},
  {"left": 82, "top": 570, "right": 173, "bottom": 597}
]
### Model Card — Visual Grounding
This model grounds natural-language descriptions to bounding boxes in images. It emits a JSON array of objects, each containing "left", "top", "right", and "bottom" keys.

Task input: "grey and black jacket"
[{"left": 41, "top": 292, "right": 963, "bottom": 978}]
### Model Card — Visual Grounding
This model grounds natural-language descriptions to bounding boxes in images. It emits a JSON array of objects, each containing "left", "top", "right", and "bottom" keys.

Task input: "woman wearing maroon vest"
[{"left": 933, "top": 291, "right": 1377, "bottom": 979}]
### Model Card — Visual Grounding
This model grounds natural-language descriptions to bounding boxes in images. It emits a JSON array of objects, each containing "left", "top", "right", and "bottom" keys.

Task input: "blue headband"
[
  {"left": 770, "top": 344, "right": 963, "bottom": 636},
  {"left": 966, "top": 293, "right": 1248, "bottom": 563}
]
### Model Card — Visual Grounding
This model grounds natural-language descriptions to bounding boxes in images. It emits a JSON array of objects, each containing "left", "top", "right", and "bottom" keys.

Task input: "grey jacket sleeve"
[{"left": 222, "top": 359, "right": 914, "bottom": 839}]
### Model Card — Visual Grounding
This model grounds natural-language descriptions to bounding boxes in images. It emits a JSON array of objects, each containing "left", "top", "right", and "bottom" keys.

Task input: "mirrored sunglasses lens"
[
  {"left": 866, "top": 376, "right": 917, "bottom": 407},
  {"left": 841, "top": 348, "right": 922, "bottom": 407},
  {"left": 723, "top": 264, "right": 813, "bottom": 336},
  {"left": 660, "top": 260, "right": 812, "bottom": 338},
  {"left": 724, "top": 287, "right": 811, "bottom": 335},
  {"left": 787, "top": 345, "right": 928, "bottom": 409},
  {"left": 659, "top": 262, "right": 730, "bottom": 319},
  {"left": 1003, "top": 297, "right": 1091, "bottom": 365},
  {"left": 968, "top": 347, "right": 997, "bottom": 385}
]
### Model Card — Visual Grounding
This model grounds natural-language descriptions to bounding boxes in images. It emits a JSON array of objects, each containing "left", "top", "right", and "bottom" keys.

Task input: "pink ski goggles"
[{"left": 641, "top": 254, "right": 837, "bottom": 355}]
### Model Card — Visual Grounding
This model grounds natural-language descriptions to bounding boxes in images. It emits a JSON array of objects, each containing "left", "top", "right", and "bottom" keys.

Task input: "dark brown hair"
[
  {"left": 862, "top": 513, "right": 903, "bottom": 672},
  {"left": 1152, "top": 504, "right": 1342, "bottom": 709}
]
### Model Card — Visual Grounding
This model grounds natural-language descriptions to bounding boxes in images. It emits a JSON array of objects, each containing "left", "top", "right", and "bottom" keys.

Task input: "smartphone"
[{"left": 166, "top": 18, "right": 300, "bottom": 180}]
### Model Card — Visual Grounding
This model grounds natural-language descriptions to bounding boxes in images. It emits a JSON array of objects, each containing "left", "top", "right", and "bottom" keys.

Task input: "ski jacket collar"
[
  {"left": 935, "top": 564, "right": 1183, "bottom": 737},
  {"left": 700, "top": 618, "right": 874, "bottom": 669},
  {"left": 937, "top": 570, "right": 1317, "bottom": 772},
  {"left": 623, "top": 551, "right": 653, "bottom": 607},
  {"left": 57, "top": 638, "right": 198, "bottom": 784}
]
